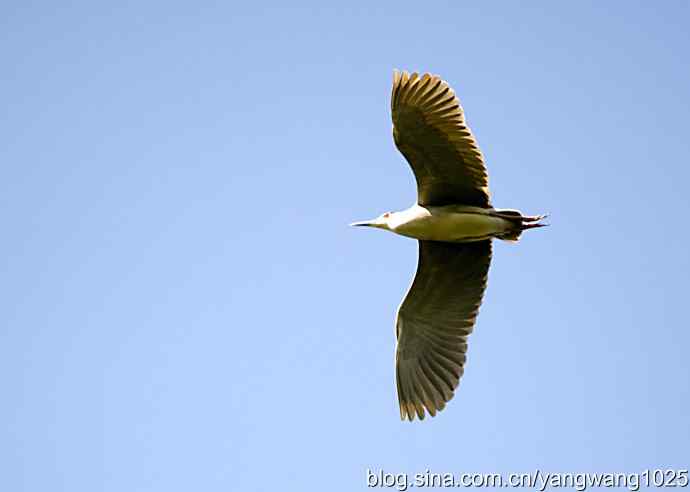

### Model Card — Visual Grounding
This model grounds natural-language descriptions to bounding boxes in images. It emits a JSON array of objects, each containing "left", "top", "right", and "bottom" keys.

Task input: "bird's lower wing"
[{"left": 395, "top": 240, "right": 492, "bottom": 421}]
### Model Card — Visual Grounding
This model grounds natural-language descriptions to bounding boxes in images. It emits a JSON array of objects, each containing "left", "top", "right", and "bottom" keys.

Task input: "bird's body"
[
  {"left": 361, "top": 204, "right": 538, "bottom": 243},
  {"left": 352, "top": 70, "right": 546, "bottom": 421}
]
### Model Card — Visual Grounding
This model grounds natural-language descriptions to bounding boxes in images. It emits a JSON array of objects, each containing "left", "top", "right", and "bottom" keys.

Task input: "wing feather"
[
  {"left": 392, "top": 70, "right": 491, "bottom": 207},
  {"left": 395, "top": 240, "right": 492, "bottom": 421}
]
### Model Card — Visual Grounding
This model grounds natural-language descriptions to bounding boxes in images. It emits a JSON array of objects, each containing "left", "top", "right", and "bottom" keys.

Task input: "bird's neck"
[{"left": 388, "top": 205, "right": 429, "bottom": 231}]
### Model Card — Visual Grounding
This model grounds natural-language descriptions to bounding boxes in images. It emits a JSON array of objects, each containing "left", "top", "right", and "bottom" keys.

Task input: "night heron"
[{"left": 352, "top": 70, "right": 546, "bottom": 421}]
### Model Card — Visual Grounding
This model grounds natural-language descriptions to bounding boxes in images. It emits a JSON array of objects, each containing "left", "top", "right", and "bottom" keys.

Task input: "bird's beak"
[{"left": 349, "top": 220, "right": 375, "bottom": 227}]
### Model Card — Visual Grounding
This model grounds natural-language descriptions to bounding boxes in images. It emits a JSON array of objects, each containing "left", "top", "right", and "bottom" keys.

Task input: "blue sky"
[{"left": 2, "top": 1, "right": 689, "bottom": 491}]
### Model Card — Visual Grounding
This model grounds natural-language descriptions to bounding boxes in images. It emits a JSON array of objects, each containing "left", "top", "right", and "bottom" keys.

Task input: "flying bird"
[{"left": 352, "top": 70, "right": 546, "bottom": 421}]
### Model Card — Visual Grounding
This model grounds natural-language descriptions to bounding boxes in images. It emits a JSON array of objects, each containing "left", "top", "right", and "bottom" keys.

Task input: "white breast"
[{"left": 391, "top": 205, "right": 511, "bottom": 242}]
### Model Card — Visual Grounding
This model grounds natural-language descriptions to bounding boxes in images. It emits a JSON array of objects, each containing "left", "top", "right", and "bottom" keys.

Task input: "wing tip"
[
  {"left": 398, "top": 396, "right": 450, "bottom": 422},
  {"left": 397, "top": 357, "right": 458, "bottom": 422}
]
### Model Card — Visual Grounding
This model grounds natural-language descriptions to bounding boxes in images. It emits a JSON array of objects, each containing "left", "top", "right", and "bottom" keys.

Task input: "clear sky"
[{"left": 2, "top": 1, "right": 689, "bottom": 491}]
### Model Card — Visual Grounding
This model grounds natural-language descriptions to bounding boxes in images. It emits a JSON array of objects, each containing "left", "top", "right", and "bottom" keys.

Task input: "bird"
[{"left": 351, "top": 70, "right": 546, "bottom": 421}]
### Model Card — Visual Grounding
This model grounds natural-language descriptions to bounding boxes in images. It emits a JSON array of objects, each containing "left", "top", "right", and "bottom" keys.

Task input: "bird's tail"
[{"left": 492, "top": 209, "right": 548, "bottom": 242}]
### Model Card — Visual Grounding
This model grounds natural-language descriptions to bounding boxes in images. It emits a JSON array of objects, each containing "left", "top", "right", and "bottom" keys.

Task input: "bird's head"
[{"left": 350, "top": 211, "right": 393, "bottom": 230}]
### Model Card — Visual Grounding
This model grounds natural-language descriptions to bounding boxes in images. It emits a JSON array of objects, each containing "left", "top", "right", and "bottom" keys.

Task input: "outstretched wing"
[
  {"left": 395, "top": 240, "right": 492, "bottom": 421},
  {"left": 391, "top": 70, "right": 491, "bottom": 208}
]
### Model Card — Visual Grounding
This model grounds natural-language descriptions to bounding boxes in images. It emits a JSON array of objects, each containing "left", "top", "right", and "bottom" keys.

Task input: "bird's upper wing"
[
  {"left": 391, "top": 70, "right": 491, "bottom": 207},
  {"left": 395, "top": 239, "right": 492, "bottom": 421}
]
